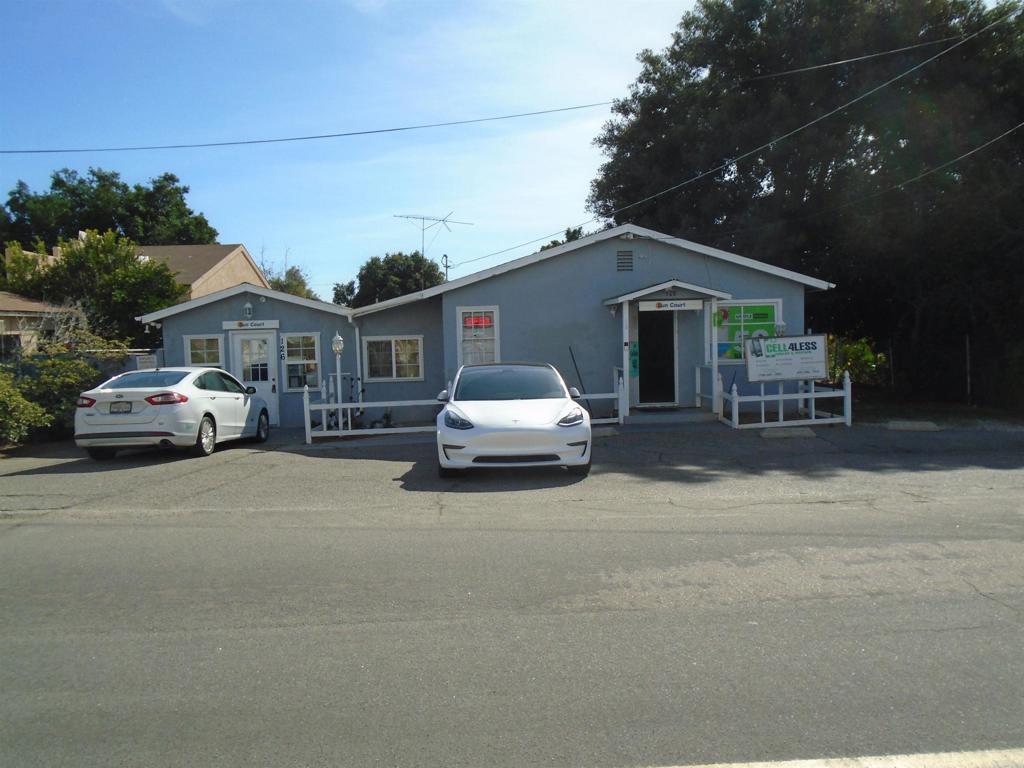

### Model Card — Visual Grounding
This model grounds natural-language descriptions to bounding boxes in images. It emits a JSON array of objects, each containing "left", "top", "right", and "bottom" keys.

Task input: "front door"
[
  {"left": 231, "top": 331, "right": 279, "bottom": 425},
  {"left": 638, "top": 310, "right": 676, "bottom": 404}
]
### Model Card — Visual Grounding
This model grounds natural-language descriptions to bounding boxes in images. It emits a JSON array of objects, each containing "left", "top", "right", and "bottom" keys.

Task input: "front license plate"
[{"left": 110, "top": 402, "right": 132, "bottom": 414}]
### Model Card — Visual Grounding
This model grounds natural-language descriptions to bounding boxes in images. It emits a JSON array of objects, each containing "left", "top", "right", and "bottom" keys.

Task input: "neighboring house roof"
[
  {"left": 136, "top": 244, "right": 270, "bottom": 290},
  {"left": 137, "top": 283, "right": 350, "bottom": 323},
  {"left": 350, "top": 223, "right": 835, "bottom": 318},
  {"left": 0, "top": 291, "right": 64, "bottom": 316}
]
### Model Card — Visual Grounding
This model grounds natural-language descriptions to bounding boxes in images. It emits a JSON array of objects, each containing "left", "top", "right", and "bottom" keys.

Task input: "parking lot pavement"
[{"left": 1, "top": 422, "right": 1023, "bottom": 768}]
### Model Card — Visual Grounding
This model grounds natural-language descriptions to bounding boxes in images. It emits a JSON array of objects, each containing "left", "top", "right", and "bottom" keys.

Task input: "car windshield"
[
  {"left": 103, "top": 371, "right": 190, "bottom": 389},
  {"left": 454, "top": 365, "right": 566, "bottom": 401}
]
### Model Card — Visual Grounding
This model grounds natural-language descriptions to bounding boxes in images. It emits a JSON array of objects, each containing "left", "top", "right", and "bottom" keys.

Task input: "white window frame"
[
  {"left": 456, "top": 305, "right": 500, "bottom": 368},
  {"left": 362, "top": 335, "right": 425, "bottom": 383},
  {"left": 184, "top": 334, "right": 224, "bottom": 367},
  {"left": 281, "top": 332, "right": 321, "bottom": 392},
  {"left": 704, "top": 298, "right": 784, "bottom": 365}
]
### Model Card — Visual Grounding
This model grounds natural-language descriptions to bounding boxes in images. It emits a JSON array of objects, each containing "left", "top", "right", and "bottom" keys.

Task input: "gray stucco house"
[{"left": 138, "top": 224, "right": 833, "bottom": 427}]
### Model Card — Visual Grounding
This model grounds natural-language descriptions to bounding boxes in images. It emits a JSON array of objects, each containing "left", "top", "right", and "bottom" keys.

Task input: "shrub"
[
  {"left": 0, "top": 371, "right": 52, "bottom": 444},
  {"left": 828, "top": 336, "right": 888, "bottom": 386},
  {"left": 15, "top": 356, "right": 105, "bottom": 434}
]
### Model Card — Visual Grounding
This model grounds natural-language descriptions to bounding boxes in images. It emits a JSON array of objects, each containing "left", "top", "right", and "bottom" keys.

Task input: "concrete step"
[{"left": 623, "top": 408, "right": 718, "bottom": 425}]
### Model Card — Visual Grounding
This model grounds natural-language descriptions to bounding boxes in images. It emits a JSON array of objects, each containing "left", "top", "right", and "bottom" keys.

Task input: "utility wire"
[
  {"left": 681, "top": 118, "right": 1024, "bottom": 241},
  {"left": 452, "top": 6, "right": 1020, "bottom": 271},
  {"left": 0, "top": 33, "right": 980, "bottom": 155},
  {"left": 0, "top": 101, "right": 613, "bottom": 155},
  {"left": 741, "top": 34, "right": 965, "bottom": 82}
]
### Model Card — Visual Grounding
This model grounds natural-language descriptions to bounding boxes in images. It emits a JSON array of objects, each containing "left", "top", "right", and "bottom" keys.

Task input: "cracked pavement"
[{"left": 1, "top": 423, "right": 1023, "bottom": 767}]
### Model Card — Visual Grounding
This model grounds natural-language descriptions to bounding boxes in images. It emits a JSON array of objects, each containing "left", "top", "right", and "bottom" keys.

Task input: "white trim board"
[
  {"left": 605, "top": 278, "right": 732, "bottom": 305},
  {"left": 351, "top": 223, "right": 832, "bottom": 318},
  {"left": 137, "top": 283, "right": 352, "bottom": 323}
]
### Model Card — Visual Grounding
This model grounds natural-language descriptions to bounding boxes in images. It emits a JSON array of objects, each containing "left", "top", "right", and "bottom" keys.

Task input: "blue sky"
[{"left": 1, "top": 0, "right": 691, "bottom": 296}]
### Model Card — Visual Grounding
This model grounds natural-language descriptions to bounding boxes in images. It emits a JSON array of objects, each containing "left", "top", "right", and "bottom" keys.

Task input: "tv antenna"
[{"left": 394, "top": 212, "right": 473, "bottom": 260}]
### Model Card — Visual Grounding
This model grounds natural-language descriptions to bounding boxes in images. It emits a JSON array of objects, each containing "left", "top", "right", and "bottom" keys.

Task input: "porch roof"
[{"left": 602, "top": 279, "right": 732, "bottom": 306}]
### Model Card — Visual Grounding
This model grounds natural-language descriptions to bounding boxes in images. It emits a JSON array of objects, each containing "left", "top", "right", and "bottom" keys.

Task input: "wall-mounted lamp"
[{"left": 243, "top": 301, "right": 253, "bottom": 319}]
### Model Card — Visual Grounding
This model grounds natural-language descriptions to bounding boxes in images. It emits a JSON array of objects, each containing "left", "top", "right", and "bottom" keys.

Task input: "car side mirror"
[
  {"left": 246, "top": 386, "right": 257, "bottom": 395},
  {"left": 437, "top": 389, "right": 449, "bottom": 402},
  {"left": 569, "top": 387, "right": 581, "bottom": 399}
]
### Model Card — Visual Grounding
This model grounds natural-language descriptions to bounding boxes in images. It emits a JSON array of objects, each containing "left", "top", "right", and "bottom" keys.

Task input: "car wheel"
[
  {"left": 438, "top": 461, "right": 462, "bottom": 479},
  {"left": 86, "top": 447, "right": 117, "bottom": 461},
  {"left": 253, "top": 410, "right": 270, "bottom": 443},
  {"left": 567, "top": 456, "right": 591, "bottom": 477},
  {"left": 194, "top": 415, "right": 217, "bottom": 457}
]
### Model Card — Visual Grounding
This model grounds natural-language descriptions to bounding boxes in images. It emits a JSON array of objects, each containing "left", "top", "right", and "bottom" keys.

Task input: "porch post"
[
  {"left": 620, "top": 299, "right": 630, "bottom": 420},
  {"left": 710, "top": 298, "right": 719, "bottom": 414}
]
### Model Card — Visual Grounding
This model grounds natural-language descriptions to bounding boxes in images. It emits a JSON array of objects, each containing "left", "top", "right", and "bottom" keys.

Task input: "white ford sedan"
[
  {"left": 436, "top": 363, "right": 592, "bottom": 477},
  {"left": 75, "top": 367, "right": 270, "bottom": 460}
]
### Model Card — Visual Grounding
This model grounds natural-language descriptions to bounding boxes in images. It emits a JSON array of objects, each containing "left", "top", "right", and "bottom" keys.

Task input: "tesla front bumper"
[{"left": 436, "top": 422, "right": 591, "bottom": 468}]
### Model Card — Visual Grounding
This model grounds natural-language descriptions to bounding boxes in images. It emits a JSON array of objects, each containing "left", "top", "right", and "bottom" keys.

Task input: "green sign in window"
[{"left": 714, "top": 303, "right": 777, "bottom": 361}]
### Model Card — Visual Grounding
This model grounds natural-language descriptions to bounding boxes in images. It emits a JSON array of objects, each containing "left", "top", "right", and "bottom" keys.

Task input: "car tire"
[
  {"left": 194, "top": 415, "right": 217, "bottom": 457},
  {"left": 86, "top": 447, "right": 117, "bottom": 461},
  {"left": 567, "top": 456, "right": 591, "bottom": 477},
  {"left": 438, "top": 461, "right": 462, "bottom": 479},
  {"left": 253, "top": 410, "right": 270, "bottom": 443}
]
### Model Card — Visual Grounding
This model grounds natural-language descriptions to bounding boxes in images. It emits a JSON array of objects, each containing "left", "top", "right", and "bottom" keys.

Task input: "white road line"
[{"left": 653, "top": 747, "right": 1024, "bottom": 768}]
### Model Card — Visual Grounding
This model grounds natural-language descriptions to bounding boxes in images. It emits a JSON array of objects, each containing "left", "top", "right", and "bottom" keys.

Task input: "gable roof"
[
  {"left": 604, "top": 279, "right": 732, "bottom": 305},
  {"left": 137, "top": 244, "right": 269, "bottom": 288},
  {"left": 351, "top": 223, "right": 833, "bottom": 317},
  {"left": 136, "top": 282, "right": 351, "bottom": 323}
]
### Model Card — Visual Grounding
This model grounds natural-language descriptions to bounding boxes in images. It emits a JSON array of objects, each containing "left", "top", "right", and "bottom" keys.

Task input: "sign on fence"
[{"left": 745, "top": 334, "right": 827, "bottom": 382}]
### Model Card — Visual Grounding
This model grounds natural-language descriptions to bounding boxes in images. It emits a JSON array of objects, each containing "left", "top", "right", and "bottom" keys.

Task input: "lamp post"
[{"left": 331, "top": 332, "right": 345, "bottom": 428}]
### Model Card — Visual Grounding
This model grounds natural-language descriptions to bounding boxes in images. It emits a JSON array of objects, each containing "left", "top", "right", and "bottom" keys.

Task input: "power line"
[
  {"left": 741, "top": 34, "right": 965, "bottom": 82},
  {"left": 0, "top": 101, "right": 614, "bottom": 155},
  {"left": 452, "top": 6, "right": 1020, "bottom": 271},
  {"left": 706, "top": 118, "right": 1024, "bottom": 240},
  {"left": 0, "top": 33, "right": 976, "bottom": 156}
]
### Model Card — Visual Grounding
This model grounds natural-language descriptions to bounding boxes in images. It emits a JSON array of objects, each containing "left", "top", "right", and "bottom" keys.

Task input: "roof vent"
[{"left": 616, "top": 251, "right": 634, "bottom": 272}]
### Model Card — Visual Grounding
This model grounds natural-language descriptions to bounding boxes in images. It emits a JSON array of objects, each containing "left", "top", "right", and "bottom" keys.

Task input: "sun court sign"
[{"left": 745, "top": 334, "right": 828, "bottom": 382}]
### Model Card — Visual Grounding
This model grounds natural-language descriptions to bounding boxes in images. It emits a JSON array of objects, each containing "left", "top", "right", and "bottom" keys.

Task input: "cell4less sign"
[{"left": 745, "top": 335, "right": 828, "bottom": 382}]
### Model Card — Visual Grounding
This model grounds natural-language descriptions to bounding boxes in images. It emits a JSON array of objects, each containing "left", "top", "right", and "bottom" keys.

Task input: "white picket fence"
[
  {"left": 716, "top": 371, "right": 852, "bottom": 429},
  {"left": 302, "top": 377, "right": 627, "bottom": 444}
]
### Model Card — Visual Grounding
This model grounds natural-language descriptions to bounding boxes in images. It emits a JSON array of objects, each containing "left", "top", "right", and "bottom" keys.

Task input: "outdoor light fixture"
[
  {"left": 243, "top": 301, "right": 253, "bottom": 319},
  {"left": 331, "top": 332, "right": 344, "bottom": 356}
]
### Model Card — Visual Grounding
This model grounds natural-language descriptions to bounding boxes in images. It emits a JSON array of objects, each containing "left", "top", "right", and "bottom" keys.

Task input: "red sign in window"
[{"left": 463, "top": 315, "right": 493, "bottom": 328}]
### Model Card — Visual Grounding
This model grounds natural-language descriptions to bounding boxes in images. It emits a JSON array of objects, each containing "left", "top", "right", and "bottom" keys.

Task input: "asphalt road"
[{"left": 2, "top": 424, "right": 1023, "bottom": 767}]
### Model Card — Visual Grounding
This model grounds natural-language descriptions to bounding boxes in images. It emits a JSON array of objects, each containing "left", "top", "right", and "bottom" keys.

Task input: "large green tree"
[
  {"left": 265, "top": 264, "right": 320, "bottom": 301},
  {"left": 5, "top": 230, "right": 187, "bottom": 345},
  {"left": 333, "top": 251, "right": 445, "bottom": 308},
  {"left": 588, "top": 0, "right": 1024, "bottom": 406},
  {"left": 3, "top": 168, "right": 218, "bottom": 249}
]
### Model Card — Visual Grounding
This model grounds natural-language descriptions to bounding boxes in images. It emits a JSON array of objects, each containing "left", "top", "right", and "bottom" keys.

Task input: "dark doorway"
[{"left": 638, "top": 310, "right": 675, "bottom": 403}]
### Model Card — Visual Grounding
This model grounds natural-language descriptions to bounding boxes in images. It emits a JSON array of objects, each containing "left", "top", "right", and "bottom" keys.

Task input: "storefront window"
[
  {"left": 712, "top": 301, "right": 782, "bottom": 362},
  {"left": 283, "top": 333, "right": 319, "bottom": 390},
  {"left": 458, "top": 307, "right": 499, "bottom": 366},
  {"left": 364, "top": 336, "right": 423, "bottom": 381}
]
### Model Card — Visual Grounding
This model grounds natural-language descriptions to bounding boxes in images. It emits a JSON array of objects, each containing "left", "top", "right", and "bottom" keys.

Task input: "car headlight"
[
  {"left": 444, "top": 410, "right": 474, "bottom": 430},
  {"left": 557, "top": 406, "right": 584, "bottom": 427}
]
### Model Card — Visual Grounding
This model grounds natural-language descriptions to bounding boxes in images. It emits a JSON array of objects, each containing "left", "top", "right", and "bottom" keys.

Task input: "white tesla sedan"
[
  {"left": 436, "top": 363, "right": 592, "bottom": 477},
  {"left": 75, "top": 367, "right": 270, "bottom": 460}
]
